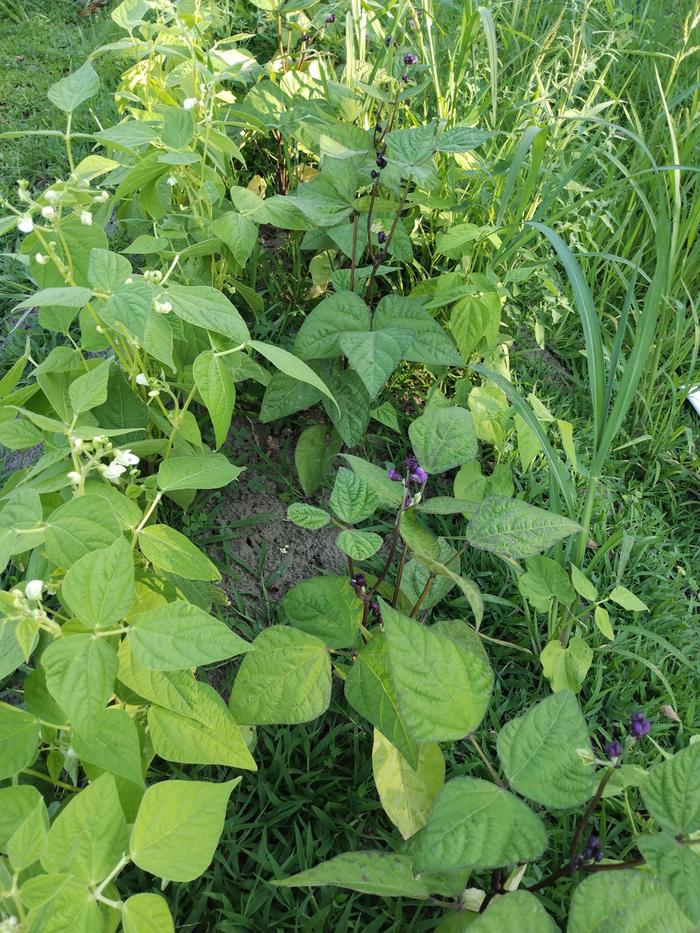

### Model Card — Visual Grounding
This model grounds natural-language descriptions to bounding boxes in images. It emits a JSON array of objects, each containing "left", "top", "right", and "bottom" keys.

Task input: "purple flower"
[
  {"left": 403, "top": 52, "right": 419, "bottom": 66},
  {"left": 326, "top": 14, "right": 335, "bottom": 23},
  {"left": 410, "top": 466, "right": 428, "bottom": 484},
  {"left": 374, "top": 121, "right": 383, "bottom": 134},
  {"left": 371, "top": 169, "right": 379, "bottom": 179},
  {"left": 385, "top": 36, "right": 392, "bottom": 47},
  {"left": 369, "top": 600, "right": 382, "bottom": 622},
  {"left": 350, "top": 573, "right": 366, "bottom": 590},
  {"left": 403, "top": 493, "right": 414, "bottom": 508},
  {"left": 401, "top": 73, "right": 409, "bottom": 83},
  {"left": 582, "top": 835, "right": 603, "bottom": 863},
  {"left": 629, "top": 711, "right": 651, "bottom": 739},
  {"left": 604, "top": 740, "right": 623, "bottom": 763},
  {"left": 388, "top": 466, "right": 402, "bottom": 482},
  {"left": 403, "top": 455, "right": 418, "bottom": 471},
  {"left": 377, "top": 231, "right": 387, "bottom": 244},
  {"left": 376, "top": 153, "right": 388, "bottom": 169},
  {"left": 301, "top": 33, "right": 312, "bottom": 43}
]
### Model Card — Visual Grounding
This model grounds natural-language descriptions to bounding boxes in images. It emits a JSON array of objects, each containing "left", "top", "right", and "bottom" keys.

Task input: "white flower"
[
  {"left": 70, "top": 436, "right": 83, "bottom": 449},
  {"left": 17, "top": 216, "right": 33, "bottom": 233},
  {"left": 113, "top": 448, "right": 139, "bottom": 467},
  {"left": 183, "top": 97, "right": 197, "bottom": 110},
  {"left": 102, "top": 461, "right": 127, "bottom": 482},
  {"left": 95, "top": 325, "right": 104, "bottom": 334},
  {"left": 148, "top": 389, "right": 160, "bottom": 398},
  {"left": 24, "top": 580, "right": 43, "bottom": 601},
  {"left": 135, "top": 373, "right": 149, "bottom": 386},
  {"left": 94, "top": 191, "right": 109, "bottom": 203},
  {"left": 153, "top": 298, "right": 172, "bottom": 314},
  {"left": 44, "top": 189, "right": 60, "bottom": 204},
  {"left": 79, "top": 210, "right": 93, "bottom": 226},
  {"left": 167, "top": 175, "right": 177, "bottom": 186},
  {"left": 67, "top": 470, "right": 81, "bottom": 484},
  {"left": 124, "top": 277, "right": 133, "bottom": 285},
  {"left": 41, "top": 205, "right": 56, "bottom": 220},
  {"left": 35, "top": 252, "right": 49, "bottom": 265}
]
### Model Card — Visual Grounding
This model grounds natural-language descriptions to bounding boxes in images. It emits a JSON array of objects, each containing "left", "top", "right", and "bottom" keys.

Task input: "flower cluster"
[
  {"left": 629, "top": 711, "right": 651, "bottom": 739},
  {"left": 604, "top": 739, "right": 623, "bottom": 764},
  {"left": 581, "top": 834, "right": 603, "bottom": 863},
  {"left": 388, "top": 455, "right": 428, "bottom": 486}
]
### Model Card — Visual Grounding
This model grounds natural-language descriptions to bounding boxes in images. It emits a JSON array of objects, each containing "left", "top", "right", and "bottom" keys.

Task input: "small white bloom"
[
  {"left": 94, "top": 190, "right": 109, "bottom": 203},
  {"left": 167, "top": 175, "right": 177, "bottom": 186},
  {"left": 17, "top": 215, "right": 34, "bottom": 234},
  {"left": 183, "top": 97, "right": 197, "bottom": 110},
  {"left": 95, "top": 325, "right": 104, "bottom": 333},
  {"left": 124, "top": 277, "right": 133, "bottom": 285},
  {"left": 6, "top": 917, "right": 18, "bottom": 929},
  {"left": 44, "top": 189, "right": 60, "bottom": 204},
  {"left": 67, "top": 470, "right": 81, "bottom": 484},
  {"left": 113, "top": 448, "right": 139, "bottom": 467},
  {"left": 35, "top": 252, "right": 49, "bottom": 265},
  {"left": 153, "top": 298, "right": 172, "bottom": 314},
  {"left": 24, "top": 580, "right": 43, "bottom": 601},
  {"left": 66, "top": 746, "right": 78, "bottom": 759},
  {"left": 135, "top": 372, "right": 149, "bottom": 386},
  {"left": 41, "top": 205, "right": 56, "bottom": 220},
  {"left": 148, "top": 389, "right": 160, "bottom": 398},
  {"left": 70, "top": 436, "right": 83, "bottom": 449},
  {"left": 102, "top": 461, "right": 127, "bottom": 482},
  {"left": 79, "top": 210, "right": 93, "bottom": 226}
]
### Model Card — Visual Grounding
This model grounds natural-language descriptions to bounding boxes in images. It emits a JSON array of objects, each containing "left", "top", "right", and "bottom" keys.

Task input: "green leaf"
[
  {"left": 48, "top": 61, "right": 100, "bottom": 112},
  {"left": 211, "top": 211, "right": 258, "bottom": 266},
  {"left": 409, "top": 406, "right": 477, "bottom": 474},
  {"left": 88, "top": 248, "right": 131, "bottom": 292},
  {"left": 330, "top": 467, "right": 380, "bottom": 524},
  {"left": 6, "top": 794, "right": 48, "bottom": 871},
  {"left": 467, "top": 891, "right": 558, "bottom": 932},
  {"left": 340, "top": 454, "right": 404, "bottom": 508},
  {"left": 293, "top": 291, "right": 370, "bottom": 359},
  {"left": 339, "top": 329, "right": 411, "bottom": 398},
  {"left": 568, "top": 870, "right": 694, "bottom": 933},
  {"left": 68, "top": 359, "right": 111, "bottom": 413},
  {"left": 571, "top": 564, "right": 598, "bottom": 601},
  {"left": 641, "top": 742, "right": 700, "bottom": 835},
  {"left": 284, "top": 576, "right": 362, "bottom": 648},
  {"left": 322, "top": 368, "right": 371, "bottom": 446},
  {"left": 42, "top": 634, "right": 118, "bottom": 730},
  {"left": 372, "top": 729, "right": 444, "bottom": 840},
  {"left": 260, "top": 372, "right": 322, "bottom": 422},
  {"left": 0, "top": 705, "right": 40, "bottom": 780},
  {"left": 249, "top": 340, "right": 337, "bottom": 409},
  {"left": 417, "top": 496, "right": 479, "bottom": 516},
  {"left": 336, "top": 529, "right": 383, "bottom": 560},
  {"left": 287, "top": 502, "right": 331, "bottom": 529},
  {"left": 21, "top": 874, "right": 102, "bottom": 932},
  {"left": 0, "top": 786, "right": 44, "bottom": 849},
  {"left": 229, "top": 626, "right": 331, "bottom": 725},
  {"left": 294, "top": 423, "right": 340, "bottom": 496},
  {"left": 371, "top": 401, "right": 401, "bottom": 433},
  {"left": 435, "top": 126, "right": 494, "bottom": 152},
  {"left": 607, "top": 585, "right": 649, "bottom": 612},
  {"left": 594, "top": 605, "right": 614, "bottom": 639},
  {"left": 116, "top": 641, "right": 199, "bottom": 719},
  {"left": 72, "top": 708, "right": 143, "bottom": 785},
  {"left": 466, "top": 497, "right": 581, "bottom": 560},
  {"left": 46, "top": 495, "right": 122, "bottom": 568},
  {"left": 128, "top": 601, "right": 250, "bottom": 671},
  {"left": 61, "top": 536, "right": 135, "bottom": 630},
  {"left": 123, "top": 893, "right": 175, "bottom": 933},
  {"left": 16, "top": 286, "right": 93, "bottom": 310},
  {"left": 383, "top": 604, "right": 493, "bottom": 741},
  {"left": 414, "top": 777, "right": 547, "bottom": 872},
  {"left": 374, "top": 295, "right": 462, "bottom": 367},
  {"left": 42, "top": 774, "right": 127, "bottom": 884},
  {"left": 539, "top": 637, "right": 592, "bottom": 694},
  {"left": 638, "top": 832, "right": 700, "bottom": 924},
  {"left": 148, "top": 681, "right": 256, "bottom": 771},
  {"left": 272, "top": 851, "right": 437, "bottom": 898},
  {"left": 157, "top": 452, "right": 243, "bottom": 492},
  {"left": 167, "top": 285, "right": 250, "bottom": 343},
  {"left": 344, "top": 633, "right": 419, "bottom": 768},
  {"left": 192, "top": 351, "right": 235, "bottom": 449},
  {"left": 450, "top": 291, "right": 501, "bottom": 358},
  {"left": 497, "top": 691, "right": 594, "bottom": 808},
  {"left": 138, "top": 525, "right": 220, "bottom": 581},
  {"left": 130, "top": 779, "right": 239, "bottom": 882},
  {"left": 518, "top": 556, "right": 576, "bottom": 612}
]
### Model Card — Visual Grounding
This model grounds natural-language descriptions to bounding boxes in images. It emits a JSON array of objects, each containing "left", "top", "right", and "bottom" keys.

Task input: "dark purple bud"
[
  {"left": 401, "top": 73, "right": 409, "bottom": 83},
  {"left": 376, "top": 153, "right": 387, "bottom": 169},
  {"left": 385, "top": 35, "right": 392, "bottom": 46},
  {"left": 403, "top": 52, "right": 419, "bottom": 66},
  {"left": 350, "top": 573, "right": 366, "bottom": 589},
  {"left": 388, "top": 466, "right": 402, "bottom": 482},
  {"left": 410, "top": 466, "right": 429, "bottom": 484},
  {"left": 604, "top": 740, "right": 623, "bottom": 763},
  {"left": 326, "top": 14, "right": 336, "bottom": 23},
  {"left": 629, "top": 711, "right": 651, "bottom": 739},
  {"left": 374, "top": 122, "right": 383, "bottom": 134},
  {"left": 369, "top": 600, "right": 382, "bottom": 621},
  {"left": 403, "top": 493, "right": 413, "bottom": 508},
  {"left": 371, "top": 169, "right": 379, "bottom": 179},
  {"left": 301, "top": 33, "right": 312, "bottom": 43},
  {"left": 377, "top": 231, "right": 387, "bottom": 244},
  {"left": 582, "top": 835, "right": 603, "bottom": 862},
  {"left": 403, "top": 455, "right": 418, "bottom": 471}
]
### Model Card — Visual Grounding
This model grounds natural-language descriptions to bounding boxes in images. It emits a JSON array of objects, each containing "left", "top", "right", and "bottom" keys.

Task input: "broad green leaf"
[
  {"left": 61, "top": 536, "right": 135, "bottom": 630},
  {"left": 450, "top": 291, "right": 501, "bottom": 358},
  {"left": 594, "top": 605, "right": 614, "bottom": 639},
  {"left": 568, "top": 870, "right": 694, "bottom": 933},
  {"left": 435, "top": 125, "right": 494, "bottom": 152},
  {"left": 336, "top": 529, "right": 383, "bottom": 559},
  {"left": 344, "top": 633, "right": 419, "bottom": 768},
  {"left": 414, "top": 777, "right": 547, "bottom": 872},
  {"left": 417, "top": 496, "right": 479, "bottom": 516},
  {"left": 467, "top": 891, "right": 557, "bottom": 932},
  {"left": 128, "top": 601, "right": 250, "bottom": 671},
  {"left": 249, "top": 340, "right": 337, "bottom": 409},
  {"left": 42, "top": 634, "right": 118, "bottom": 730},
  {"left": 571, "top": 564, "right": 598, "bottom": 601},
  {"left": 272, "top": 851, "right": 436, "bottom": 898},
  {"left": 540, "top": 637, "right": 592, "bottom": 694},
  {"left": 374, "top": 295, "right": 462, "bottom": 367},
  {"left": 372, "top": 729, "right": 444, "bottom": 840},
  {"left": 48, "top": 60, "right": 100, "bottom": 112},
  {"left": 68, "top": 359, "right": 111, "bottom": 413},
  {"left": 21, "top": 874, "right": 102, "bottom": 932},
  {"left": 157, "top": 452, "right": 243, "bottom": 492},
  {"left": 148, "top": 682, "right": 256, "bottom": 771},
  {"left": 409, "top": 406, "right": 477, "bottom": 474},
  {"left": 45, "top": 495, "right": 122, "bottom": 568},
  {"left": 16, "top": 286, "right": 93, "bottom": 310},
  {"left": 638, "top": 832, "right": 700, "bottom": 923},
  {"left": 294, "top": 423, "right": 340, "bottom": 496},
  {"left": 0, "top": 786, "right": 44, "bottom": 848},
  {"left": 260, "top": 371, "right": 322, "bottom": 422},
  {"left": 322, "top": 368, "right": 371, "bottom": 447},
  {"left": 88, "top": 248, "right": 131, "bottom": 292},
  {"left": 72, "top": 708, "right": 143, "bottom": 786},
  {"left": 340, "top": 454, "right": 404, "bottom": 508},
  {"left": 167, "top": 285, "right": 250, "bottom": 342},
  {"left": 211, "top": 211, "right": 258, "bottom": 266},
  {"left": 0, "top": 417, "right": 43, "bottom": 450},
  {"left": 371, "top": 401, "right": 401, "bottom": 433},
  {"left": 192, "top": 351, "right": 235, "bottom": 449},
  {"left": 138, "top": 525, "right": 220, "bottom": 581},
  {"left": 293, "top": 290, "right": 370, "bottom": 359},
  {"left": 130, "top": 778, "right": 239, "bottom": 881},
  {"left": 497, "top": 691, "right": 594, "bottom": 808},
  {"left": 640, "top": 742, "right": 700, "bottom": 834},
  {"left": 0, "top": 705, "right": 40, "bottom": 780},
  {"left": 229, "top": 626, "right": 331, "bottom": 725},
  {"left": 123, "top": 893, "right": 175, "bottom": 933},
  {"left": 284, "top": 576, "right": 362, "bottom": 648},
  {"left": 383, "top": 603, "right": 493, "bottom": 741},
  {"left": 608, "top": 585, "right": 649, "bottom": 612},
  {"left": 339, "top": 329, "right": 411, "bottom": 399},
  {"left": 6, "top": 795, "right": 48, "bottom": 871},
  {"left": 330, "top": 467, "right": 380, "bottom": 524},
  {"left": 287, "top": 502, "right": 331, "bottom": 529},
  {"left": 42, "top": 774, "right": 127, "bottom": 884},
  {"left": 117, "top": 641, "right": 199, "bottom": 718},
  {"left": 519, "top": 556, "right": 575, "bottom": 612},
  {"left": 466, "top": 497, "right": 581, "bottom": 560}
]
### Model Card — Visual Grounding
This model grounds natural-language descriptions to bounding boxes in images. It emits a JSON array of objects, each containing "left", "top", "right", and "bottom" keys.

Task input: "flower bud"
[
  {"left": 79, "top": 210, "right": 93, "bottom": 226},
  {"left": 183, "top": 97, "right": 197, "bottom": 110},
  {"left": 41, "top": 205, "right": 56, "bottom": 220},
  {"left": 135, "top": 372, "right": 149, "bottom": 386},
  {"left": 17, "top": 216, "right": 34, "bottom": 234},
  {"left": 67, "top": 470, "right": 81, "bottom": 484},
  {"left": 24, "top": 579, "right": 43, "bottom": 601},
  {"left": 44, "top": 189, "right": 60, "bottom": 204},
  {"left": 35, "top": 252, "right": 49, "bottom": 265}
]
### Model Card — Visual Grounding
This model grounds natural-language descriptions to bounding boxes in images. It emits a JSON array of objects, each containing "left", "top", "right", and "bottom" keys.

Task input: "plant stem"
[
  {"left": 568, "top": 767, "right": 614, "bottom": 864},
  {"left": 410, "top": 576, "right": 435, "bottom": 618},
  {"left": 469, "top": 735, "right": 504, "bottom": 787},
  {"left": 22, "top": 768, "right": 79, "bottom": 792},
  {"left": 391, "top": 541, "right": 409, "bottom": 607}
]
